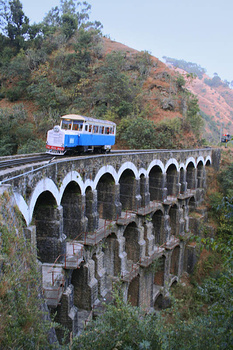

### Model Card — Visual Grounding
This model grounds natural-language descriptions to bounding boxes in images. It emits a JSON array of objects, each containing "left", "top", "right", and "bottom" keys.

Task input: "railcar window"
[
  {"left": 61, "top": 120, "right": 72, "bottom": 130},
  {"left": 73, "top": 122, "right": 83, "bottom": 131},
  {"left": 85, "top": 125, "right": 88, "bottom": 132},
  {"left": 99, "top": 126, "right": 104, "bottom": 134},
  {"left": 89, "top": 125, "right": 93, "bottom": 133},
  {"left": 105, "top": 127, "right": 110, "bottom": 134},
  {"left": 93, "top": 125, "right": 99, "bottom": 133}
]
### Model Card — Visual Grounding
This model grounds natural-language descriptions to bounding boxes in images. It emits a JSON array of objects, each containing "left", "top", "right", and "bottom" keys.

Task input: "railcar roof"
[{"left": 61, "top": 114, "right": 116, "bottom": 125}]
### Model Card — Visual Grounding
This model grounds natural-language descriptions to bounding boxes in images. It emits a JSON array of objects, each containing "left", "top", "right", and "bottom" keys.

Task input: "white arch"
[
  {"left": 84, "top": 179, "right": 95, "bottom": 192},
  {"left": 147, "top": 159, "right": 165, "bottom": 175},
  {"left": 196, "top": 156, "right": 205, "bottom": 166},
  {"left": 94, "top": 165, "right": 118, "bottom": 188},
  {"left": 205, "top": 155, "right": 212, "bottom": 165},
  {"left": 117, "top": 161, "right": 139, "bottom": 182},
  {"left": 179, "top": 162, "right": 186, "bottom": 170},
  {"left": 138, "top": 167, "right": 147, "bottom": 177},
  {"left": 185, "top": 157, "right": 196, "bottom": 168},
  {"left": 28, "top": 178, "right": 59, "bottom": 225},
  {"left": 59, "top": 171, "right": 85, "bottom": 199},
  {"left": 13, "top": 191, "right": 30, "bottom": 226},
  {"left": 165, "top": 158, "right": 179, "bottom": 172}
]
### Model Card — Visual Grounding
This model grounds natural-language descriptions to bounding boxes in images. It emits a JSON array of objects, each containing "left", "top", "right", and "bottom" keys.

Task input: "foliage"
[
  {"left": 186, "top": 96, "right": 204, "bottom": 139},
  {"left": 0, "top": 105, "right": 44, "bottom": 155},
  {"left": 91, "top": 51, "right": 143, "bottom": 118},
  {"left": 118, "top": 116, "right": 157, "bottom": 149},
  {"left": 0, "top": 194, "right": 59, "bottom": 349},
  {"left": 72, "top": 283, "right": 161, "bottom": 350},
  {"left": 118, "top": 116, "right": 185, "bottom": 150},
  {"left": 204, "top": 75, "right": 223, "bottom": 88}
]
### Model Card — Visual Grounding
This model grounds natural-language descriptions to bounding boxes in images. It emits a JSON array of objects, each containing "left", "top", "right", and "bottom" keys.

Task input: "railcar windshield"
[{"left": 61, "top": 119, "right": 72, "bottom": 130}]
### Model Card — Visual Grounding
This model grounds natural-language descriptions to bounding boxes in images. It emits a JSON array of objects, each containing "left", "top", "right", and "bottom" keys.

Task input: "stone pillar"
[
  {"left": 140, "top": 176, "right": 150, "bottom": 207},
  {"left": 85, "top": 189, "right": 99, "bottom": 232},
  {"left": 114, "top": 184, "right": 122, "bottom": 219},
  {"left": 119, "top": 177, "right": 141, "bottom": 211},
  {"left": 141, "top": 220, "right": 154, "bottom": 256},
  {"left": 93, "top": 250, "right": 107, "bottom": 297},
  {"left": 134, "top": 178, "right": 142, "bottom": 210},
  {"left": 36, "top": 205, "right": 66, "bottom": 264},
  {"left": 179, "top": 168, "right": 187, "bottom": 194},
  {"left": 139, "top": 268, "right": 153, "bottom": 309},
  {"left": 62, "top": 191, "right": 87, "bottom": 240},
  {"left": 163, "top": 204, "right": 171, "bottom": 242},
  {"left": 24, "top": 225, "right": 37, "bottom": 255},
  {"left": 52, "top": 284, "right": 78, "bottom": 344},
  {"left": 72, "top": 260, "right": 98, "bottom": 311},
  {"left": 162, "top": 173, "right": 167, "bottom": 201}
]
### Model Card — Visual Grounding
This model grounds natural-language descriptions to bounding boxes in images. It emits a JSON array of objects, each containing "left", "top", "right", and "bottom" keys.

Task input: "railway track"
[
  {"left": 0, "top": 149, "right": 152, "bottom": 170},
  {"left": 0, "top": 154, "right": 54, "bottom": 170}
]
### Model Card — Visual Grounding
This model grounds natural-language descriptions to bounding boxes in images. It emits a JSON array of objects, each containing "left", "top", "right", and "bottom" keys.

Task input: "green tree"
[
  {"left": 186, "top": 96, "right": 204, "bottom": 139},
  {"left": 72, "top": 284, "right": 161, "bottom": 350},
  {"left": 0, "top": 0, "right": 30, "bottom": 49}
]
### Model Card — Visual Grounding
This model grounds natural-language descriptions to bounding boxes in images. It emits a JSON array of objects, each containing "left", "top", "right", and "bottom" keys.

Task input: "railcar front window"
[{"left": 61, "top": 120, "right": 72, "bottom": 130}]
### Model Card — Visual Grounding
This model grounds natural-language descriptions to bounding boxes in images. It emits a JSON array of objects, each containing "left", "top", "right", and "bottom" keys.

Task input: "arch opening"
[
  {"left": 149, "top": 166, "right": 164, "bottom": 201},
  {"left": 119, "top": 169, "right": 137, "bottom": 211}
]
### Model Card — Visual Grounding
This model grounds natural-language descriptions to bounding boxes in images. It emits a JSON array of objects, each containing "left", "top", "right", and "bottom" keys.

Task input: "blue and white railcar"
[{"left": 46, "top": 114, "right": 116, "bottom": 155}]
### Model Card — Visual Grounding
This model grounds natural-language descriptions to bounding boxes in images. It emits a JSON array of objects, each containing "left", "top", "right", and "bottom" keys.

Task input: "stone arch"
[
  {"left": 166, "top": 164, "right": 178, "bottom": 197},
  {"left": 71, "top": 262, "right": 97, "bottom": 311},
  {"left": 186, "top": 161, "right": 196, "bottom": 190},
  {"left": 33, "top": 190, "right": 64, "bottom": 263},
  {"left": 96, "top": 173, "right": 117, "bottom": 220},
  {"left": 59, "top": 171, "right": 85, "bottom": 198},
  {"left": 154, "top": 293, "right": 164, "bottom": 310},
  {"left": 205, "top": 156, "right": 211, "bottom": 166},
  {"left": 28, "top": 178, "right": 59, "bottom": 225},
  {"left": 152, "top": 210, "right": 165, "bottom": 245},
  {"left": 189, "top": 196, "right": 196, "bottom": 212},
  {"left": 61, "top": 181, "right": 83, "bottom": 239},
  {"left": 94, "top": 165, "right": 118, "bottom": 189},
  {"left": 197, "top": 160, "right": 204, "bottom": 188},
  {"left": 124, "top": 222, "right": 140, "bottom": 264},
  {"left": 119, "top": 169, "right": 137, "bottom": 211},
  {"left": 104, "top": 233, "right": 121, "bottom": 277},
  {"left": 170, "top": 245, "right": 180, "bottom": 276},
  {"left": 128, "top": 275, "right": 140, "bottom": 306},
  {"left": 117, "top": 161, "right": 139, "bottom": 182},
  {"left": 169, "top": 204, "right": 179, "bottom": 236},
  {"left": 149, "top": 165, "right": 164, "bottom": 201}
]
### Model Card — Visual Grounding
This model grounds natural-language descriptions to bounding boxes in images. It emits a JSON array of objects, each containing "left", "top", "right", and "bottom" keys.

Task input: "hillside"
[
  {"left": 0, "top": 1, "right": 226, "bottom": 154},
  {"left": 164, "top": 62, "right": 233, "bottom": 143}
]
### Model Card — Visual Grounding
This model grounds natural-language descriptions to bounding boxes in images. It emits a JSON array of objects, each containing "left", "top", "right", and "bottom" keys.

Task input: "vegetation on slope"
[
  {"left": 0, "top": 0, "right": 205, "bottom": 155},
  {"left": 0, "top": 189, "right": 59, "bottom": 349}
]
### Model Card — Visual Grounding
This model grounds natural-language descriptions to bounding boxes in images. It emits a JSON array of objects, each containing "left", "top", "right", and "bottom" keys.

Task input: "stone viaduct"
[{"left": 0, "top": 148, "right": 220, "bottom": 341}]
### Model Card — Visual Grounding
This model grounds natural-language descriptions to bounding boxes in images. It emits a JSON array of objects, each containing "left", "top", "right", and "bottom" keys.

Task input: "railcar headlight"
[{"left": 54, "top": 126, "right": 60, "bottom": 132}]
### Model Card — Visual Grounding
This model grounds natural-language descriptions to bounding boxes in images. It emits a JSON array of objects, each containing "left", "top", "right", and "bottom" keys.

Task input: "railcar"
[{"left": 46, "top": 114, "right": 116, "bottom": 155}]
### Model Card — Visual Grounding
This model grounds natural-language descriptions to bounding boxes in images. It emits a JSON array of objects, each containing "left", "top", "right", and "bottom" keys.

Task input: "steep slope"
[{"left": 166, "top": 64, "right": 233, "bottom": 141}]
